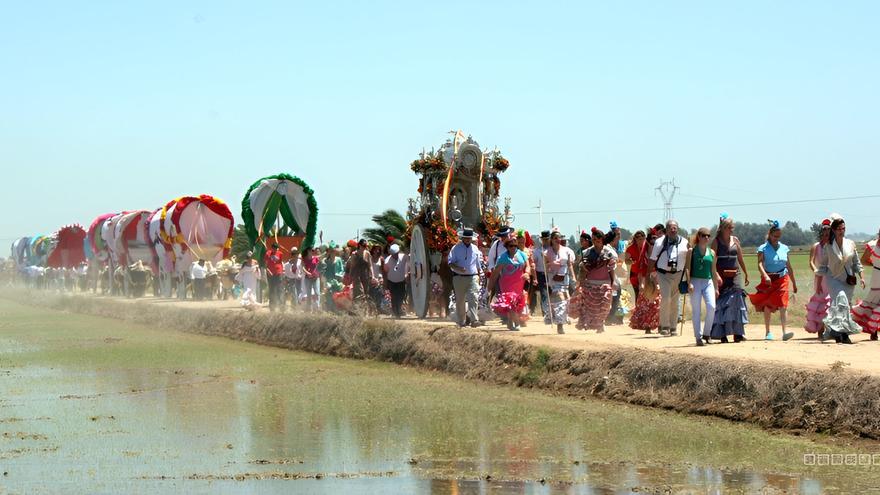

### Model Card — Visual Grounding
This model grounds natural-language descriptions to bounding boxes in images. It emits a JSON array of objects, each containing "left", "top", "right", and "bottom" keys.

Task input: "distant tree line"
[{"left": 710, "top": 220, "right": 817, "bottom": 248}]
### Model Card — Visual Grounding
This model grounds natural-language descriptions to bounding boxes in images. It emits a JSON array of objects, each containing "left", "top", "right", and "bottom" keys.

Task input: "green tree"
[
  {"left": 229, "top": 223, "right": 251, "bottom": 261},
  {"left": 363, "top": 209, "right": 407, "bottom": 245}
]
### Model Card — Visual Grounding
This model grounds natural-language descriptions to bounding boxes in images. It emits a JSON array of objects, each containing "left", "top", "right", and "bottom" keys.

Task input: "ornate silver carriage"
[{"left": 406, "top": 131, "right": 513, "bottom": 318}]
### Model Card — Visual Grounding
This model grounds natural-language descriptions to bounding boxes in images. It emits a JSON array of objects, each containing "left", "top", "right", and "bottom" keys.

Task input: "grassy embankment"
[{"left": 5, "top": 289, "right": 880, "bottom": 440}]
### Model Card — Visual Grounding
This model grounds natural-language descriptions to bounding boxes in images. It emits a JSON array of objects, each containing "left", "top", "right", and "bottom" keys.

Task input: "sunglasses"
[{"left": 699, "top": 233, "right": 710, "bottom": 238}]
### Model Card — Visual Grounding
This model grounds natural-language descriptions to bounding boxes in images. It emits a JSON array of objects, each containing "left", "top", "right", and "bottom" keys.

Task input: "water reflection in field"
[{"left": 0, "top": 299, "right": 874, "bottom": 494}]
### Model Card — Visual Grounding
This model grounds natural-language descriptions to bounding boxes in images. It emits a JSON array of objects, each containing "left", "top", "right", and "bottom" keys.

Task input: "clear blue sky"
[{"left": 2, "top": 1, "right": 878, "bottom": 246}]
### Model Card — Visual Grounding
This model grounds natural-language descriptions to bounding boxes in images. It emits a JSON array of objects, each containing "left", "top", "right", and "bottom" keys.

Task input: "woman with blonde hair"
[
  {"left": 709, "top": 215, "right": 750, "bottom": 343},
  {"left": 748, "top": 220, "right": 797, "bottom": 341},
  {"left": 684, "top": 227, "right": 718, "bottom": 346}
]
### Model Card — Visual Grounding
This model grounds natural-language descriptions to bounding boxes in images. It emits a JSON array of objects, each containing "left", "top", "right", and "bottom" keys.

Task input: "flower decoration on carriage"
[
  {"left": 426, "top": 219, "right": 459, "bottom": 253},
  {"left": 477, "top": 209, "right": 503, "bottom": 240},
  {"left": 489, "top": 150, "right": 510, "bottom": 173},
  {"left": 410, "top": 153, "right": 448, "bottom": 174}
]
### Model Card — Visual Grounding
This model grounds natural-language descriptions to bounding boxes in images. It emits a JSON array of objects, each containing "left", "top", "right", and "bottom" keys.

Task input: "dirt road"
[{"left": 106, "top": 295, "right": 880, "bottom": 376}]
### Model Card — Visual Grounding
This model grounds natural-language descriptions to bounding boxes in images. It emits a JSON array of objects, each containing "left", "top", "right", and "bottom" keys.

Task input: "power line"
[{"left": 512, "top": 194, "right": 880, "bottom": 216}]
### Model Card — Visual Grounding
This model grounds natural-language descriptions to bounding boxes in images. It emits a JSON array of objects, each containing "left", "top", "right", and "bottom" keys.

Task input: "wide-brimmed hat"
[
  {"left": 460, "top": 228, "right": 475, "bottom": 239},
  {"left": 495, "top": 226, "right": 513, "bottom": 237},
  {"left": 540, "top": 230, "right": 551, "bottom": 239}
]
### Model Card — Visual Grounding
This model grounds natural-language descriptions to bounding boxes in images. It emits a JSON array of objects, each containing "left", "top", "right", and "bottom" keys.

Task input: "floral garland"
[
  {"left": 477, "top": 209, "right": 502, "bottom": 241},
  {"left": 404, "top": 213, "right": 459, "bottom": 252},
  {"left": 493, "top": 155, "right": 510, "bottom": 172},
  {"left": 410, "top": 155, "right": 447, "bottom": 174},
  {"left": 427, "top": 219, "right": 459, "bottom": 252},
  {"left": 483, "top": 176, "right": 501, "bottom": 197}
]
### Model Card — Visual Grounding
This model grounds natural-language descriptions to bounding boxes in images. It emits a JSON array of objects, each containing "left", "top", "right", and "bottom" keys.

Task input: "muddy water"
[{"left": 0, "top": 299, "right": 877, "bottom": 494}]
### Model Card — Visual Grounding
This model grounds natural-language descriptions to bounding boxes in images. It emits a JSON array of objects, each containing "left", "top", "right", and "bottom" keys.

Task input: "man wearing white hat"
[
  {"left": 384, "top": 243, "right": 409, "bottom": 318},
  {"left": 448, "top": 228, "right": 484, "bottom": 327}
]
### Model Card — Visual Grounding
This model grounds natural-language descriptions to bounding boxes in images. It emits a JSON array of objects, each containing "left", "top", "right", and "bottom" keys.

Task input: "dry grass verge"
[{"left": 7, "top": 291, "right": 880, "bottom": 440}]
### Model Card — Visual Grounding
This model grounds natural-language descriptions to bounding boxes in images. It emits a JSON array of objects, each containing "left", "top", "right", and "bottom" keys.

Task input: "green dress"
[{"left": 320, "top": 257, "right": 345, "bottom": 293}]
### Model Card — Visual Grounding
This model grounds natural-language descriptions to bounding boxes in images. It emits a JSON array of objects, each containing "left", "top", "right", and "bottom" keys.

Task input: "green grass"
[{"left": 514, "top": 347, "right": 552, "bottom": 386}]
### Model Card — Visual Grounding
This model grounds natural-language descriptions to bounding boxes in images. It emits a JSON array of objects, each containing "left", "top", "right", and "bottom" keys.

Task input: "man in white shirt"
[
  {"left": 283, "top": 248, "right": 303, "bottom": 310},
  {"left": 190, "top": 259, "right": 208, "bottom": 301},
  {"left": 487, "top": 226, "right": 513, "bottom": 272},
  {"left": 384, "top": 244, "right": 409, "bottom": 318},
  {"left": 447, "top": 228, "right": 484, "bottom": 327},
  {"left": 648, "top": 219, "right": 689, "bottom": 336},
  {"left": 544, "top": 231, "right": 576, "bottom": 332}
]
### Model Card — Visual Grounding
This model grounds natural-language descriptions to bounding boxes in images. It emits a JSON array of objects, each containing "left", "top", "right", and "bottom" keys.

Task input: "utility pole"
[{"left": 655, "top": 179, "right": 680, "bottom": 221}]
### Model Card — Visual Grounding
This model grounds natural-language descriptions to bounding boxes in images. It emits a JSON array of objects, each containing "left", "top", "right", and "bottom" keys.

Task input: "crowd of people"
[
  {"left": 436, "top": 213, "right": 880, "bottom": 347},
  {"left": 6, "top": 214, "right": 879, "bottom": 348},
  {"left": 229, "top": 239, "right": 412, "bottom": 316}
]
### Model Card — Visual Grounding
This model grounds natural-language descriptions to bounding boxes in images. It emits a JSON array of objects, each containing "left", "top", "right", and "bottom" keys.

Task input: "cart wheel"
[{"left": 408, "top": 224, "right": 430, "bottom": 319}]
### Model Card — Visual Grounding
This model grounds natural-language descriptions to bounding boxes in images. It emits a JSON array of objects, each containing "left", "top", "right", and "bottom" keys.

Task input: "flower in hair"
[
  {"left": 720, "top": 212, "right": 729, "bottom": 221},
  {"left": 767, "top": 219, "right": 780, "bottom": 229}
]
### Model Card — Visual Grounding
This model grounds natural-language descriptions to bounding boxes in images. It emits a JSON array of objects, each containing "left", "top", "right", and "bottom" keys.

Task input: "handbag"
[
  {"left": 845, "top": 266, "right": 857, "bottom": 286},
  {"left": 552, "top": 273, "right": 565, "bottom": 282},
  {"left": 678, "top": 269, "right": 689, "bottom": 295}
]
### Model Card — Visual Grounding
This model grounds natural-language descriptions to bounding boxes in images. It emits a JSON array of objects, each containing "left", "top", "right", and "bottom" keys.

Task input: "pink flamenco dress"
[
  {"left": 804, "top": 242, "right": 831, "bottom": 334},
  {"left": 490, "top": 250, "right": 530, "bottom": 321},
  {"left": 852, "top": 241, "right": 880, "bottom": 336},
  {"left": 804, "top": 276, "right": 831, "bottom": 334}
]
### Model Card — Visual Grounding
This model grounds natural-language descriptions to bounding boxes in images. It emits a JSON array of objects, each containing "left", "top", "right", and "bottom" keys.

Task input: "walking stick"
[{"left": 679, "top": 293, "right": 687, "bottom": 337}]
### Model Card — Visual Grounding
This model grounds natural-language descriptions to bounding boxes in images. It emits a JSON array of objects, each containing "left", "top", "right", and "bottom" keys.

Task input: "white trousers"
[{"left": 690, "top": 278, "right": 716, "bottom": 339}]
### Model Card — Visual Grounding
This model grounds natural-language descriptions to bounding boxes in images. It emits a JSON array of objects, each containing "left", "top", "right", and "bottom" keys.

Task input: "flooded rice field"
[{"left": 0, "top": 298, "right": 878, "bottom": 494}]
